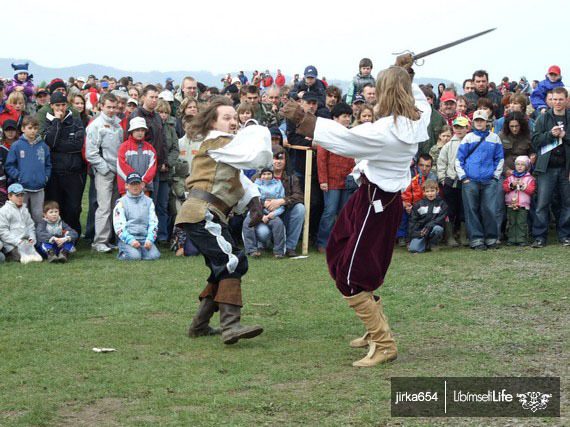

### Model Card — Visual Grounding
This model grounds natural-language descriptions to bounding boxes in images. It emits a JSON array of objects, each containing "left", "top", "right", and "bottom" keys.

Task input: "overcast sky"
[{"left": 5, "top": 0, "right": 568, "bottom": 85}]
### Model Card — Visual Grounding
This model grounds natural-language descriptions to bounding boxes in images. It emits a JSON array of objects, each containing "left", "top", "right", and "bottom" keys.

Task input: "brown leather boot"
[
  {"left": 344, "top": 292, "right": 397, "bottom": 367},
  {"left": 219, "top": 303, "right": 263, "bottom": 344},
  {"left": 188, "top": 296, "right": 221, "bottom": 337},
  {"left": 349, "top": 295, "right": 387, "bottom": 348}
]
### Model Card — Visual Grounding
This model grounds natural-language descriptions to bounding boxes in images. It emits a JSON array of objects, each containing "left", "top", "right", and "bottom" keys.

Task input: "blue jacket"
[
  {"left": 455, "top": 130, "right": 504, "bottom": 182},
  {"left": 254, "top": 177, "right": 285, "bottom": 216},
  {"left": 113, "top": 191, "right": 158, "bottom": 244},
  {"left": 530, "top": 76, "right": 564, "bottom": 111},
  {"left": 5, "top": 136, "right": 51, "bottom": 191}
]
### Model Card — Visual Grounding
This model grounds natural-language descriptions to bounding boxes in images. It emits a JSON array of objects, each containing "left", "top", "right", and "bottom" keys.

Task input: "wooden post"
[{"left": 288, "top": 145, "right": 313, "bottom": 255}]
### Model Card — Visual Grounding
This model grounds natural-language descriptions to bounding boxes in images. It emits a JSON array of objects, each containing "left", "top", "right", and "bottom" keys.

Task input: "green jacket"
[
  {"left": 418, "top": 107, "right": 446, "bottom": 155},
  {"left": 531, "top": 109, "right": 570, "bottom": 174},
  {"left": 254, "top": 103, "right": 278, "bottom": 128},
  {"left": 161, "top": 116, "right": 180, "bottom": 180}
]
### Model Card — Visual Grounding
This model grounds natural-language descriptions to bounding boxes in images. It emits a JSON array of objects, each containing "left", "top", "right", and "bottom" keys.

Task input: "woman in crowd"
[{"left": 175, "top": 97, "right": 199, "bottom": 138}]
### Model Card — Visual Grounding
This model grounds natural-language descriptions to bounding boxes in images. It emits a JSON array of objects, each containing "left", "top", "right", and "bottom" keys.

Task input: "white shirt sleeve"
[
  {"left": 233, "top": 171, "right": 261, "bottom": 214},
  {"left": 208, "top": 125, "right": 273, "bottom": 169}
]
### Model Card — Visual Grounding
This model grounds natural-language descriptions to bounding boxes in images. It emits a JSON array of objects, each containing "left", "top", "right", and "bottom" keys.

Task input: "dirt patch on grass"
[
  {"left": 58, "top": 397, "right": 126, "bottom": 426},
  {"left": 0, "top": 410, "right": 28, "bottom": 420},
  {"left": 87, "top": 316, "right": 108, "bottom": 324},
  {"left": 144, "top": 311, "right": 171, "bottom": 318}
]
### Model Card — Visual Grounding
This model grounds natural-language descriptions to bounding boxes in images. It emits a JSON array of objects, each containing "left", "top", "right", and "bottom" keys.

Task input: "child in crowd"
[
  {"left": 408, "top": 179, "right": 448, "bottom": 253},
  {"left": 5, "top": 62, "right": 35, "bottom": 103},
  {"left": 237, "top": 102, "right": 255, "bottom": 128},
  {"left": 530, "top": 65, "right": 564, "bottom": 113},
  {"left": 429, "top": 125, "right": 452, "bottom": 175},
  {"left": 0, "top": 120, "right": 19, "bottom": 166},
  {"left": 117, "top": 117, "right": 157, "bottom": 196},
  {"left": 6, "top": 92, "right": 27, "bottom": 130},
  {"left": 113, "top": 172, "right": 160, "bottom": 261},
  {"left": 242, "top": 168, "right": 286, "bottom": 258},
  {"left": 0, "top": 183, "right": 41, "bottom": 263},
  {"left": 4, "top": 116, "right": 51, "bottom": 224},
  {"left": 502, "top": 156, "right": 535, "bottom": 246},
  {"left": 346, "top": 58, "right": 375, "bottom": 105},
  {"left": 36, "top": 200, "right": 78, "bottom": 262},
  {"left": 355, "top": 103, "right": 374, "bottom": 125}
]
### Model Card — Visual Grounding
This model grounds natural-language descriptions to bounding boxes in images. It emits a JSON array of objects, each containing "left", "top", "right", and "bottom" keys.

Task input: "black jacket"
[
  {"left": 288, "top": 79, "right": 327, "bottom": 108},
  {"left": 408, "top": 197, "right": 448, "bottom": 239},
  {"left": 43, "top": 111, "right": 86, "bottom": 175},
  {"left": 531, "top": 108, "right": 570, "bottom": 174},
  {"left": 465, "top": 89, "right": 503, "bottom": 118}
]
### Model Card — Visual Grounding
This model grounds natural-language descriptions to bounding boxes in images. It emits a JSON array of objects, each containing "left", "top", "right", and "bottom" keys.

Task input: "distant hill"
[{"left": 0, "top": 58, "right": 459, "bottom": 93}]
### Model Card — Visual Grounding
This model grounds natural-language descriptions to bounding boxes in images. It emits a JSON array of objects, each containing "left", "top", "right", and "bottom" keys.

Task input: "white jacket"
[
  {"left": 85, "top": 113, "right": 124, "bottom": 175},
  {"left": 0, "top": 201, "right": 36, "bottom": 252},
  {"left": 313, "top": 84, "right": 431, "bottom": 193},
  {"left": 437, "top": 135, "right": 462, "bottom": 183}
]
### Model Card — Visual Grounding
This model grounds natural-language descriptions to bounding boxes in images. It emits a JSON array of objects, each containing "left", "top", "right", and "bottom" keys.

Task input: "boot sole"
[
  {"left": 188, "top": 327, "right": 222, "bottom": 338},
  {"left": 223, "top": 327, "right": 263, "bottom": 345}
]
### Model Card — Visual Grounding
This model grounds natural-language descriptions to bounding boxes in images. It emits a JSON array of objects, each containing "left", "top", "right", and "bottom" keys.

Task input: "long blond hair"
[{"left": 374, "top": 66, "right": 419, "bottom": 123}]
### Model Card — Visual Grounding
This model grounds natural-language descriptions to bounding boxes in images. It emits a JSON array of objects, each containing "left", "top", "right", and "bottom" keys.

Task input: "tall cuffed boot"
[
  {"left": 349, "top": 295, "right": 387, "bottom": 348},
  {"left": 459, "top": 223, "right": 469, "bottom": 246},
  {"left": 216, "top": 278, "right": 263, "bottom": 345},
  {"left": 445, "top": 222, "right": 459, "bottom": 247},
  {"left": 345, "top": 292, "right": 397, "bottom": 367},
  {"left": 188, "top": 296, "right": 221, "bottom": 337}
]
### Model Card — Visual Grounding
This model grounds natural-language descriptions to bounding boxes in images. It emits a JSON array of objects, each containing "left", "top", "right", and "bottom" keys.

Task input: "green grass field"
[{"left": 1, "top": 238, "right": 568, "bottom": 426}]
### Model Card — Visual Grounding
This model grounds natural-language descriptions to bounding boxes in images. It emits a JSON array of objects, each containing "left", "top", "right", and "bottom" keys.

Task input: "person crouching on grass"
[
  {"left": 36, "top": 200, "right": 78, "bottom": 262},
  {"left": 502, "top": 156, "right": 535, "bottom": 246},
  {"left": 408, "top": 179, "right": 448, "bottom": 253},
  {"left": 112, "top": 172, "right": 160, "bottom": 261}
]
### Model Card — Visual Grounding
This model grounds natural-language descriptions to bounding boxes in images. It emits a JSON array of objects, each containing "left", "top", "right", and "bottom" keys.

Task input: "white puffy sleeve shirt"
[{"left": 313, "top": 84, "right": 431, "bottom": 193}]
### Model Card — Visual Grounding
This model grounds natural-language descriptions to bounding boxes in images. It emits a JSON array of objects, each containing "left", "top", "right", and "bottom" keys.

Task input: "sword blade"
[{"left": 413, "top": 28, "right": 496, "bottom": 61}]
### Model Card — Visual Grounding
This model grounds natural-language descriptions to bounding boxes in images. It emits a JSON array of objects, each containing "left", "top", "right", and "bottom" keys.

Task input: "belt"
[{"left": 188, "top": 188, "right": 232, "bottom": 216}]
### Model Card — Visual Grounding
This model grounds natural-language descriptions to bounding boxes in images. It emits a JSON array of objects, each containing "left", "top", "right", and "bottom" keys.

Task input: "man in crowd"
[
  {"left": 325, "top": 85, "right": 341, "bottom": 112},
  {"left": 465, "top": 70, "right": 503, "bottom": 117},
  {"left": 463, "top": 79, "right": 475, "bottom": 94},
  {"left": 174, "top": 76, "right": 198, "bottom": 111},
  {"left": 361, "top": 83, "right": 376, "bottom": 104},
  {"left": 531, "top": 87, "right": 570, "bottom": 247},
  {"left": 289, "top": 66, "right": 327, "bottom": 109},
  {"left": 245, "top": 85, "right": 278, "bottom": 127},
  {"left": 86, "top": 93, "right": 123, "bottom": 253}
]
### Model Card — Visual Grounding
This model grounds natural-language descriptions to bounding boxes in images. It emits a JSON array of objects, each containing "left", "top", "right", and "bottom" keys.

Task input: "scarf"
[
  {"left": 472, "top": 129, "right": 490, "bottom": 139},
  {"left": 512, "top": 169, "right": 527, "bottom": 178}
]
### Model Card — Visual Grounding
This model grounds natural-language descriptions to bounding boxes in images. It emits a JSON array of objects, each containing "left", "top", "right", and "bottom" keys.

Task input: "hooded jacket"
[
  {"left": 43, "top": 111, "right": 86, "bottom": 174},
  {"left": 117, "top": 136, "right": 157, "bottom": 195},
  {"left": 502, "top": 171, "right": 535, "bottom": 209},
  {"left": 85, "top": 112, "right": 124, "bottom": 175},
  {"left": 5, "top": 135, "right": 51, "bottom": 191},
  {"left": 0, "top": 200, "right": 36, "bottom": 251},
  {"left": 254, "top": 177, "right": 286, "bottom": 216},
  {"left": 128, "top": 106, "right": 167, "bottom": 167}
]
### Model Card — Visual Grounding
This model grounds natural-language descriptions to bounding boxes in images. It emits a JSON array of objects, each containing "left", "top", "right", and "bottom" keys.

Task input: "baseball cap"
[
  {"left": 158, "top": 90, "right": 174, "bottom": 102},
  {"left": 452, "top": 116, "right": 469, "bottom": 127},
  {"left": 126, "top": 172, "right": 142, "bottom": 184},
  {"left": 440, "top": 92, "right": 457, "bottom": 103},
  {"left": 352, "top": 94, "right": 365, "bottom": 104},
  {"left": 8, "top": 183, "right": 25, "bottom": 194},
  {"left": 302, "top": 92, "right": 319, "bottom": 102},
  {"left": 165, "top": 77, "right": 174, "bottom": 82},
  {"left": 473, "top": 110, "right": 489, "bottom": 121},
  {"left": 36, "top": 87, "right": 49, "bottom": 96},
  {"left": 101, "top": 81, "right": 109, "bottom": 88},
  {"left": 50, "top": 92, "right": 68, "bottom": 104},
  {"left": 127, "top": 98, "right": 138, "bottom": 106},
  {"left": 128, "top": 117, "right": 148, "bottom": 133},
  {"left": 304, "top": 65, "right": 318, "bottom": 78},
  {"left": 2, "top": 119, "right": 18, "bottom": 131},
  {"left": 76, "top": 76, "right": 86, "bottom": 83},
  {"left": 547, "top": 65, "right": 561, "bottom": 75}
]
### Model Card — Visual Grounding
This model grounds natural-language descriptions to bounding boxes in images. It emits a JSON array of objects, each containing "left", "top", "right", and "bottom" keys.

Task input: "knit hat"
[
  {"left": 515, "top": 155, "right": 530, "bottom": 169},
  {"left": 128, "top": 117, "right": 148, "bottom": 133},
  {"left": 11, "top": 62, "right": 30, "bottom": 78},
  {"left": 260, "top": 167, "right": 274, "bottom": 178},
  {"left": 49, "top": 78, "right": 67, "bottom": 94}
]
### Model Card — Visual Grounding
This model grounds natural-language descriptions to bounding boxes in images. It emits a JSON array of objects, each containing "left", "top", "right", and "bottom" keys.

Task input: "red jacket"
[
  {"left": 262, "top": 75, "right": 274, "bottom": 88},
  {"left": 317, "top": 146, "right": 355, "bottom": 190},
  {"left": 0, "top": 104, "right": 20, "bottom": 127},
  {"left": 401, "top": 174, "right": 424, "bottom": 205},
  {"left": 275, "top": 73, "right": 285, "bottom": 87},
  {"left": 117, "top": 136, "right": 157, "bottom": 195}
]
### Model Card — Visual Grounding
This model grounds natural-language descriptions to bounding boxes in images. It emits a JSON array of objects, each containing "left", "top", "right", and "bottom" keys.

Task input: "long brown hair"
[
  {"left": 187, "top": 96, "right": 233, "bottom": 139},
  {"left": 374, "top": 66, "right": 419, "bottom": 123}
]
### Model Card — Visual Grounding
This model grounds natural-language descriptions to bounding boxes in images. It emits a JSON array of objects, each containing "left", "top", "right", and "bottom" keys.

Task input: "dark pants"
[
  {"left": 533, "top": 167, "right": 570, "bottom": 242},
  {"left": 326, "top": 179, "right": 402, "bottom": 297},
  {"left": 295, "top": 170, "right": 323, "bottom": 244},
  {"left": 182, "top": 211, "right": 248, "bottom": 285},
  {"left": 507, "top": 207, "right": 529, "bottom": 244},
  {"left": 443, "top": 183, "right": 464, "bottom": 231},
  {"left": 45, "top": 173, "right": 86, "bottom": 236}
]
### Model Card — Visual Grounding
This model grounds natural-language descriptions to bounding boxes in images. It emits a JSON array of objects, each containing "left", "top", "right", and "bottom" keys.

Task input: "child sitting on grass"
[
  {"left": 408, "top": 179, "right": 448, "bottom": 253},
  {"left": 502, "top": 155, "right": 535, "bottom": 246},
  {"left": 0, "top": 183, "right": 42, "bottom": 263},
  {"left": 113, "top": 172, "right": 160, "bottom": 261},
  {"left": 242, "top": 168, "right": 286, "bottom": 258},
  {"left": 36, "top": 200, "right": 78, "bottom": 263}
]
